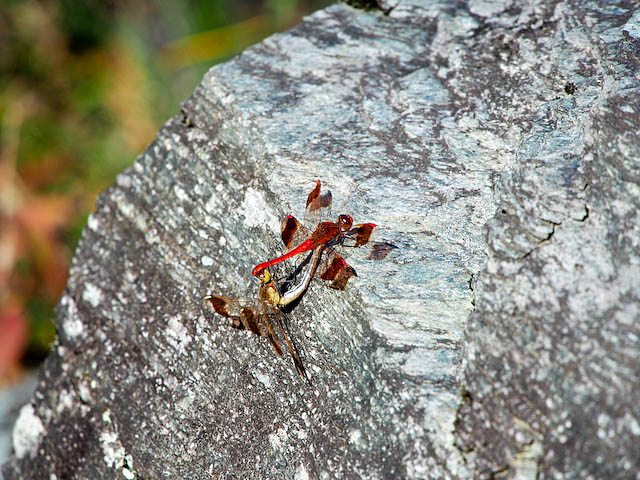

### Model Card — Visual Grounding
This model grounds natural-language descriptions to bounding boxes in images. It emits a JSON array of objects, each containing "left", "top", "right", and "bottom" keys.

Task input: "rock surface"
[{"left": 3, "top": 1, "right": 639, "bottom": 479}]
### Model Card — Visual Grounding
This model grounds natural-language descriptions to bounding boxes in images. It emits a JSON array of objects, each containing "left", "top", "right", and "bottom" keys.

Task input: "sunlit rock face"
[{"left": 3, "top": 1, "right": 639, "bottom": 478}]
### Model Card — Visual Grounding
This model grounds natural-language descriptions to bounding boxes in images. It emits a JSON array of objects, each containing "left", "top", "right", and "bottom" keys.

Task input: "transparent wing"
[
  {"left": 303, "top": 180, "right": 332, "bottom": 227},
  {"left": 280, "top": 215, "right": 312, "bottom": 252},
  {"left": 203, "top": 295, "right": 283, "bottom": 356},
  {"left": 203, "top": 294, "right": 306, "bottom": 378}
]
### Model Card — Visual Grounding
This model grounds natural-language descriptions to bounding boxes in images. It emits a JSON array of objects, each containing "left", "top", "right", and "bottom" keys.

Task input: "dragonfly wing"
[
  {"left": 316, "top": 228, "right": 396, "bottom": 289},
  {"left": 203, "top": 295, "right": 283, "bottom": 356},
  {"left": 318, "top": 249, "right": 358, "bottom": 290},
  {"left": 261, "top": 309, "right": 284, "bottom": 357},
  {"left": 281, "top": 215, "right": 313, "bottom": 251},
  {"left": 304, "top": 180, "right": 332, "bottom": 226},
  {"left": 341, "top": 223, "right": 377, "bottom": 247},
  {"left": 340, "top": 224, "right": 397, "bottom": 260},
  {"left": 203, "top": 295, "right": 246, "bottom": 329}
]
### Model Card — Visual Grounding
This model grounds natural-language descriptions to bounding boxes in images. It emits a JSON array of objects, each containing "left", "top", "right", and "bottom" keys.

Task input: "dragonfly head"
[
  {"left": 256, "top": 268, "right": 271, "bottom": 283},
  {"left": 338, "top": 214, "right": 353, "bottom": 231}
]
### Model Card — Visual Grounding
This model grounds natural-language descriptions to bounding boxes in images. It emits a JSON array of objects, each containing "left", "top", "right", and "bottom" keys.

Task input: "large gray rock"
[{"left": 4, "top": 1, "right": 639, "bottom": 478}]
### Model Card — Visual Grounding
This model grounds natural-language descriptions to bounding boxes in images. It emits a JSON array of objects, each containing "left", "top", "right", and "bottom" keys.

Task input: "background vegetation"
[{"left": 0, "top": 0, "right": 331, "bottom": 385}]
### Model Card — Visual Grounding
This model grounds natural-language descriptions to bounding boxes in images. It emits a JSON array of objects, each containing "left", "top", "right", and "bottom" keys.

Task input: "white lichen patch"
[
  {"left": 224, "top": 230, "right": 240, "bottom": 250},
  {"left": 268, "top": 432, "right": 282, "bottom": 450},
  {"left": 301, "top": 412, "right": 311, "bottom": 428},
  {"left": 240, "top": 188, "right": 280, "bottom": 234},
  {"left": 623, "top": 413, "right": 640, "bottom": 436},
  {"left": 165, "top": 316, "right": 192, "bottom": 354},
  {"left": 255, "top": 372, "right": 272, "bottom": 388},
  {"left": 134, "top": 214, "right": 148, "bottom": 232},
  {"left": 201, "top": 255, "right": 214, "bottom": 267},
  {"left": 87, "top": 213, "right": 100, "bottom": 231},
  {"left": 145, "top": 228, "right": 159, "bottom": 244},
  {"left": 348, "top": 428, "right": 363, "bottom": 447},
  {"left": 63, "top": 315, "right": 84, "bottom": 339},
  {"left": 114, "top": 194, "right": 135, "bottom": 219},
  {"left": 173, "top": 184, "right": 190, "bottom": 202},
  {"left": 268, "top": 426, "right": 289, "bottom": 451},
  {"left": 99, "top": 407, "right": 137, "bottom": 477},
  {"left": 295, "top": 462, "right": 310, "bottom": 480},
  {"left": 82, "top": 283, "right": 104, "bottom": 308},
  {"left": 12, "top": 404, "right": 45, "bottom": 459},
  {"left": 60, "top": 295, "right": 84, "bottom": 339},
  {"left": 116, "top": 173, "right": 132, "bottom": 188},
  {"left": 177, "top": 393, "right": 195, "bottom": 412},
  {"left": 100, "top": 430, "right": 133, "bottom": 473},
  {"left": 102, "top": 409, "right": 112, "bottom": 424},
  {"left": 186, "top": 128, "right": 208, "bottom": 143},
  {"left": 78, "top": 381, "right": 92, "bottom": 403},
  {"left": 205, "top": 192, "right": 220, "bottom": 212},
  {"left": 56, "top": 389, "right": 74, "bottom": 414}
]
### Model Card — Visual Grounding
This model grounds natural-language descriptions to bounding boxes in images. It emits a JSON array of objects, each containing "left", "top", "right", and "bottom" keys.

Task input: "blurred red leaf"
[
  {"left": 15, "top": 194, "right": 73, "bottom": 298},
  {"left": 16, "top": 194, "right": 72, "bottom": 239},
  {"left": 0, "top": 302, "right": 28, "bottom": 385}
]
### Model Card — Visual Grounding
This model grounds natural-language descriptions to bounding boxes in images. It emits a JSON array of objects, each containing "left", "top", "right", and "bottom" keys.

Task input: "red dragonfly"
[
  {"left": 252, "top": 180, "right": 395, "bottom": 293},
  {"left": 203, "top": 267, "right": 306, "bottom": 378}
]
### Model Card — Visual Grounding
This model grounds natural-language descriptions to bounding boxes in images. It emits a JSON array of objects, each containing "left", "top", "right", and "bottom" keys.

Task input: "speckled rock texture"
[{"left": 3, "top": 1, "right": 639, "bottom": 479}]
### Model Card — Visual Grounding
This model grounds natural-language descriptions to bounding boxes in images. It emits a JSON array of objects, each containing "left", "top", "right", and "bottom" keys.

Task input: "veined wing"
[
  {"left": 303, "top": 180, "right": 332, "bottom": 228},
  {"left": 338, "top": 223, "right": 397, "bottom": 260},
  {"left": 278, "top": 220, "right": 388, "bottom": 292},
  {"left": 252, "top": 180, "right": 396, "bottom": 287},
  {"left": 317, "top": 249, "right": 358, "bottom": 290},
  {"left": 280, "top": 215, "right": 312, "bottom": 253},
  {"left": 203, "top": 295, "right": 283, "bottom": 357},
  {"left": 204, "top": 294, "right": 306, "bottom": 379},
  {"left": 340, "top": 223, "right": 377, "bottom": 248},
  {"left": 251, "top": 213, "right": 318, "bottom": 277},
  {"left": 251, "top": 182, "right": 339, "bottom": 277}
]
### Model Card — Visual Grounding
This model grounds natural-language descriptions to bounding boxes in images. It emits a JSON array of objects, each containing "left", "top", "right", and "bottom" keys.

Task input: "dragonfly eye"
[{"left": 338, "top": 215, "right": 353, "bottom": 231}]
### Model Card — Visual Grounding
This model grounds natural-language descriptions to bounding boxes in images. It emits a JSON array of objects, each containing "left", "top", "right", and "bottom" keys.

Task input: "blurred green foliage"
[{"left": 0, "top": 0, "right": 331, "bottom": 383}]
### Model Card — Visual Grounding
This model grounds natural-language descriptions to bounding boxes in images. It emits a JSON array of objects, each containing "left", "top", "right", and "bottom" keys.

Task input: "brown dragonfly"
[{"left": 203, "top": 267, "right": 307, "bottom": 378}]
